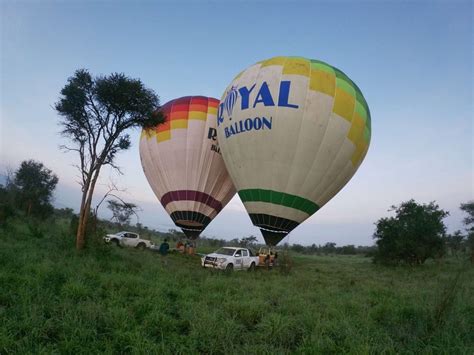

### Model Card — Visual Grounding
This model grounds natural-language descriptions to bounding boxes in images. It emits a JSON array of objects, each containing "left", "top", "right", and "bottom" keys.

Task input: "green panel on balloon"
[{"left": 239, "top": 189, "right": 319, "bottom": 215}]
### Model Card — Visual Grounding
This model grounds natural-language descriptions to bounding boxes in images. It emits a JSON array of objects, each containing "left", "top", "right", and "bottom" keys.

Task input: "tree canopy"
[
  {"left": 373, "top": 200, "right": 448, "bottom": 265},
  {"left": 12, "top": 160, "right": 58, "bottom": 218},
  {"left": 107, "top": 200, "right": 139, "bottom": 226},
  {"left": 460, "top": 201, "right": 474, "bottom": 232}
]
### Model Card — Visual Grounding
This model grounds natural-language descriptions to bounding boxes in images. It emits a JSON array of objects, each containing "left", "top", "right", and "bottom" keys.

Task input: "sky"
[{"left": 1, "top": 0, "right": 472, "bottom": 246}]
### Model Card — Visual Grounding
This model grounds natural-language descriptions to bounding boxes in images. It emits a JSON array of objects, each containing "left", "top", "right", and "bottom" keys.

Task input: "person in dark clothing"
[
  {"left": 159, "top": 239, "right": 170, "bottom": 255},
  {"left": 159, "top": 239, "right": 170, "bottom": 265}
]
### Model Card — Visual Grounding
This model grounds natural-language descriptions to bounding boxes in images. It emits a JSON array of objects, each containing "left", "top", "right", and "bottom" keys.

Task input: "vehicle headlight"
[{"left": 217, "top": 258, "right": 227, "bottom": 263}]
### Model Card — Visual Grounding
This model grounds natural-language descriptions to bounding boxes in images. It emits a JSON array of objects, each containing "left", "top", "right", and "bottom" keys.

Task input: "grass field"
[{"left": 1, "top": 218, "right": 473, "bottom": 354}]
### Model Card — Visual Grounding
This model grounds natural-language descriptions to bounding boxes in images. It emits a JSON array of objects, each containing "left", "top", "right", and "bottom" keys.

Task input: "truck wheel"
[
  {"left": 112, "top": 239, "right": 121, "bottom": 247},
  {"left": 248, "top": 262, "right": 256, "bottom": 272},
  {"left": 137, "top": 243, "right": 146, "bottom": 250},
  {"left": 225, "top": 263, "right": 234, "bottom": 272}
]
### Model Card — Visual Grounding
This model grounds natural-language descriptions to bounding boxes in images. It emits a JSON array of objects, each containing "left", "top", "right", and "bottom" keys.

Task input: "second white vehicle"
[
  {"left": 201, "top": 247, "right": 259, "bottom": 271},
  {"left": 103, "top": 231, "right": 154, "bottom": 249}
]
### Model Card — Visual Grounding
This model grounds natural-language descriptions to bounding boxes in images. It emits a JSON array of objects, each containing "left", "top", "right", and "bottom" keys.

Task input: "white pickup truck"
[
  {"left": 201, "top": 247, "right": 259, "bottom": 271},
  {"left": 103, "top": 231, "right": 154, "bottom": 249}
]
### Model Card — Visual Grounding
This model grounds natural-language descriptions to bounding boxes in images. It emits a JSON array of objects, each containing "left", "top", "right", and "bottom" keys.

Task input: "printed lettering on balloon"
[
  {"left": 218, "top": 80, "right": 298, "bottom": 139},
  {"left": 224, "top": 116, "right": 272, "bottom": 138},
  {"left": 207, "top": 127, "right": 221, "bottom": 154}
]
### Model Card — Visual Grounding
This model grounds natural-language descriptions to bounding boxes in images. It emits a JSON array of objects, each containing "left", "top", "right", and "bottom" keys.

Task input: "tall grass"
[{"left": 0, "top": 217, "right": 473, "bottom": 354}]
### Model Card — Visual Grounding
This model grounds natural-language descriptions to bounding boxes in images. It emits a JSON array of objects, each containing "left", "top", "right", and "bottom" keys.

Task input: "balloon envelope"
[
  {"left": 216, "top": 56, "right": 371, "bottom": 245},
  {"left": 140, "top": 96, "right": 235, "bottom": 238}
]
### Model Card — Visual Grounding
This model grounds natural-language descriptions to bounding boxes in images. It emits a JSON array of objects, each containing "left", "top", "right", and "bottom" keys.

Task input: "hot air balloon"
[
  {"left": 140, "top": 96, "right": 236, "bottom": 239},
  {"left": 216, "top": 56, "right": 371, "bottom": 245}
]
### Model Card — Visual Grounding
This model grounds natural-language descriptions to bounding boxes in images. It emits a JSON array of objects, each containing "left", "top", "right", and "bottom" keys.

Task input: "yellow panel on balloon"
[
  {"left": 171, "top": 119, "right": 188, "bottom": 130},
  {"left": 282, "top": 58, "right": 310, "bottom": 77},
  {"left": 351, "top": 141, "right": 367, "bottom": 166},
  {"left": 333, "top": 88, "right": 355, "bottom": 122},
  {"left": 260, "top": 56, "right": 287, "bottom": 68},
  {"left": 189, "top": 111, "right": 207, "bottom": 121},
  {"left": 156, "top": 130, "right": 171, "bottom": 143},
  {"left": 347, "top": 113, "right": 365, "bottom": 144},
  {"left": 310, "top": 70, "right": 336, "bottom": 97}
]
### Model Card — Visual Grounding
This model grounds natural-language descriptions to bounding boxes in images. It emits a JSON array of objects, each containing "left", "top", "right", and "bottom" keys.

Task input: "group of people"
[
  {"left": 175, "top": 240, "right": 196, "bottom": 255},
  {"left": 156, "top": 238, "right": 196, "bottom": 266}
]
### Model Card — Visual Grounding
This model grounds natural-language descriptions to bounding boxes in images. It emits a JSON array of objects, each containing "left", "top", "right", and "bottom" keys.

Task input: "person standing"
[{"left": 159, "top": 238, "right": 170, "bottom": 265}]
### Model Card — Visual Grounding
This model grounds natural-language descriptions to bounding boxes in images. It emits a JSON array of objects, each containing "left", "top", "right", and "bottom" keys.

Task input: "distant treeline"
[
  {"left": 53, "top": 202, "right": 474, "bottom": 263},
  {"left": 2, "top": 159, "right": 473, "bottom": 265},
  {"left": 53, "top": 207, "right": 375, "bottom": 255}
]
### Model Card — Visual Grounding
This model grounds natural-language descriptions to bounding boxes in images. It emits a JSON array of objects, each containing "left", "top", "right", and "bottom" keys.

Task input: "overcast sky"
[{"left": 1, "top": 0, "right": 472, "bottom": 246}]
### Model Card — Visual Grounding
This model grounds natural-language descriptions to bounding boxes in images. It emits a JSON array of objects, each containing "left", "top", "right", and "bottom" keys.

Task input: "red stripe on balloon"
[
  {"left": 208, "top": 98, "right": 219, "bottom": 107},
  {"left": 161, "top": 190, "right": 223, "bottom": 212}
]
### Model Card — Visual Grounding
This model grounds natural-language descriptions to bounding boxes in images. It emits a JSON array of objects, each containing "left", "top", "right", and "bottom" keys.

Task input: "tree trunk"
[
  {"left": 76, "top": 192, "right": 88, "bottom": 250},
  {"left": 75, "top": 167, "right": 102, "bottom": 250}
]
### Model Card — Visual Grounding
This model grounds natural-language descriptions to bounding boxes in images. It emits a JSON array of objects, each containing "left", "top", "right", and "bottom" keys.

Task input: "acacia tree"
[
  {"left": 55, "top": 69, "right": 163, "bottom": 250},
  {"left": 107, "top": 200, "right": 140, "bottom": 227},
  {"left": 373, "top": 200, "right": 448, "bottom": 265},
  {"left": 240, "top": 235, "right": 258, "bottom": 247},
  {"left": 322, "top": 242, "right": 337, "bottom": 254}
]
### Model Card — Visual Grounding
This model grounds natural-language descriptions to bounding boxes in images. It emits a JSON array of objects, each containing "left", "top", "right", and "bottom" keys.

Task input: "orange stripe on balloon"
[
  {"left": 156, "top": 121, "right": 170, "bottom": 133},
  {"left": 170, "top": 111, "right": 188, "bottom": 120},
  {"left": 189, "top": 104, "right": 208, "bottom": 112}
]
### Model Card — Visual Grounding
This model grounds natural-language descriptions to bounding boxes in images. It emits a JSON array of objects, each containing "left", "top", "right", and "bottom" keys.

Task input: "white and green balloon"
[{"left": 216, "top": 56, "right": 371, "bottom": 245}]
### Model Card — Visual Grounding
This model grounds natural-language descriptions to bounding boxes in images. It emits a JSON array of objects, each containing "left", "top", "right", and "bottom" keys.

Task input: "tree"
[
  {"left": 229, "top": 238, "right": 240, "bottom": 246},
  {"left": 445, "top": 230, "right": 465, "bottom": 258},
  {"left": 460, "top": 201, "right": 474, "bottom": 228},
  {"left": 0, "top": 185, "right": 15, "bottom": 225},
  {"left": 107, "top": 200, "right": 140, "bottom": 227},
  {"left": 10, "top": 160, "right": 58, "bottom": 218},
  {"left": 54, "top": 207, "right": 75, "bottom": 219},
  {"left": 240, "top": 235, "right": 258, "bottom": 247},
  {"left": 339, "top": 245, "right": 357, "bottom": 255},
  {"left": 322, "top": 242, "right": 337, "bottom": 254},
  {"left": 291, "top": 243, "right": 306, "bottom": 253},
  {"left": 55, "top": 69, "right": 164, "bottom": 250},
  {"left": 373, "top": 200, "right": 449, "bottom": 265},
  {"left": 460, "top": 201, "right": 474, "bottom": 263}
]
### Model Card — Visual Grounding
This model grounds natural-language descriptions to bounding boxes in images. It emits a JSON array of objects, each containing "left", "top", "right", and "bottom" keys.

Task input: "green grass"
[{"left": 0, "top": 218, "right": 473, "bottom": 354}]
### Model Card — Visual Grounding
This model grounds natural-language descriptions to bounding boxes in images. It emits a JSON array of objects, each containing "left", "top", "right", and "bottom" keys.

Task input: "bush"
[{"left": 373, "top": 200, "right": 448, "bottom": 265}]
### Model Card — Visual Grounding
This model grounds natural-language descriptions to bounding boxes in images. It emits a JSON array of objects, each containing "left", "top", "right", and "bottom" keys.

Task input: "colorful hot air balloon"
[
  {"left": 140, "top": 96, "right": 236, "bottom": 239},
  {"left": 216, "top": 56, "right": 371, "bottom": 245}
]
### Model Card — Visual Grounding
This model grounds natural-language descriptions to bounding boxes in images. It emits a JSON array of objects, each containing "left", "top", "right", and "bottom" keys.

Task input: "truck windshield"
[{"left": 215, "top": 248, "right": 236, "bottom": 256}]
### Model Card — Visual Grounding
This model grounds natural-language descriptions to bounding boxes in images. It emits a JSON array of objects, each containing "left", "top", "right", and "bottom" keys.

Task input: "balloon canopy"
[
  {"left": 140, "top": 96, "right": 236, "bottom": 239},
  {"left": 216, "top": 56, "right": 371, "bottom": 245}
]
